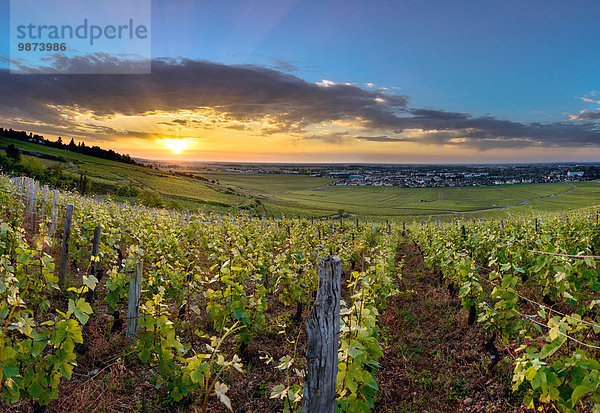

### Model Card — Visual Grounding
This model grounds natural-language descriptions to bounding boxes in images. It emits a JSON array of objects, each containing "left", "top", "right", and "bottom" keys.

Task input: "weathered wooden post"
[
  {"left": 302, "top": 255, "right": 341, "bottom": 413},
  {"left": 461, "top": 225, "right": 466, "bottom": 240},
  {"left": 58, "top": 204, "right": 74, "bottom": 288},
  {"left": 28, "top": 180, "right": 38, "bottom": 230},
  {"left": 83, "top": 226, "right": 103, "bottom": 305},
  {"left": 40, "top": 185, "right": 48, "bottom": 230},
  {"left": 500, "top": 219, "right": 505, "bottom": 235},
  {"left": 127, "top": 257, "right": 143, "bottom": 337},
  {"left": 261, "top": 216, "right": 265, "bottom": 234},
  {"left": 49, "top": 191, "right": 60, "bottom": 236},
  {"left": 535, "top": 218, "right": 538, "bottom": 234}
]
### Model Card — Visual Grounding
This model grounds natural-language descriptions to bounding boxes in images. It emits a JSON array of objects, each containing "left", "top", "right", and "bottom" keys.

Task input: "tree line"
[{"left": 0, "top": 127, "right": 140, "bottom": 166}]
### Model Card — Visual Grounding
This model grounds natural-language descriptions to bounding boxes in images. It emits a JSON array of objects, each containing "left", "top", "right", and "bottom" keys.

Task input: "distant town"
[{"left": 154, "top": 161, "right": 600, "bottom": 188}]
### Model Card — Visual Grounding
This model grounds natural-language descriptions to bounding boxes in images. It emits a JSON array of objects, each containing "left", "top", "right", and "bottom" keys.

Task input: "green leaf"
[
  {"left": 2, "top": 366, "right": 19, "bottom": 379},
  {"left": 82, "top": 274, "right": 98, "bottom": 291},
  {"left": 68, "top": 298, "right": 93, "bottom": 325},
  {"left": 572, "top": 384, "right": 593, "bottom": 403},
  {"left": 28, "top": 382, "right": 44, "bottom": 398},
  {"left": 538, "top": 336, "right": 566, "bottom": 359}
]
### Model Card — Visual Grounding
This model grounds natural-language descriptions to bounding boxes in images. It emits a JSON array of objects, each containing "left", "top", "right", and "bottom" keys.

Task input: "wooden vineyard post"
[
  {"left": 127, "top": 257, "right": 143, "bottom": 337},
  {"left": 49, "top": 191, "right": 60, "bottom": 236},
  {"left": 28, "top": 180, "right": 38, "bottom": 230},
  {"left": 500, "top": 219, "right": 505, "bottom": 235},
  {"left": 58, "top": 204, "right": 74, "bottom": 288},
  {"left": 40, "top": 185, "right": 48, "bottom": 230},
  {"left": 302, "top": 255, "right": 341, "bottom": 413}
]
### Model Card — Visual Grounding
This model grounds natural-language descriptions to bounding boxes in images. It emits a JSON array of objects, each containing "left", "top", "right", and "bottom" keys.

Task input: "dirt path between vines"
[{"left": 375, "top": 241, "right": 527, "bottom": 413}]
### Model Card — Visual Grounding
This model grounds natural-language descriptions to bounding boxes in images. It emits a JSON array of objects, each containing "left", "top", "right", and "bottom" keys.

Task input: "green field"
[
  {"left": 194, "top": 171, "right": 600, "bottom": 221},
  {"left": 2, "top": 136, "right": 599, "bottom": 220}
]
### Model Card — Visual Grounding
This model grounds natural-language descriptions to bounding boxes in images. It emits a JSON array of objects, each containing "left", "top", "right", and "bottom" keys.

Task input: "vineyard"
[
  {"left": 411, "top": 214, "right": 600, "bottom": 412},
  {"left": 1, "top": 174, "right": 600, "bottom": 412}
]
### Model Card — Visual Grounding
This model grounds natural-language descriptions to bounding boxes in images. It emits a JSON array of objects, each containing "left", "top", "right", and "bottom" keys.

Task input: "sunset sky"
[{"left": 1, "top": 0, "right": 600, "bottom": 163}]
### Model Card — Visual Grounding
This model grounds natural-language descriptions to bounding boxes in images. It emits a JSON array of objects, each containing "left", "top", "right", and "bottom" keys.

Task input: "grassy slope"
[
  {"left": 3, "top": 137, "right": 599, "bottom": 220},
  {"left": 0, "top": 137, "right": 246, "bottom": 211}
]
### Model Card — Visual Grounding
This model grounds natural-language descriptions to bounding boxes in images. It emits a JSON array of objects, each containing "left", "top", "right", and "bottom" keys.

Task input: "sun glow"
[{"left": 160, "top": 138, "right": 193, "bottom": 154}]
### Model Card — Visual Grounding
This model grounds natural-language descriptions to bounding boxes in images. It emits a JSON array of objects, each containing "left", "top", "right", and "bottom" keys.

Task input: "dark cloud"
[
  {"left": 355, "top": 135, "right": 402, "bottom": 142},
  {"left": 224, "top": 124, "right": 253, "bottom": 131},
  {"left": 1, "top": 55, "right": 406, "bottom": 127},
  {"left": 270, "top": 58, "right": 300, "bottom": 73},
  {"left": 569, "top": 110, "right": 600, "bottom": 122},
  {"left": 305, "top": 132, "right": 350, "bottom": 144},
  {"left": 2, "top": 54, "right": 600, "bottom": 150}
]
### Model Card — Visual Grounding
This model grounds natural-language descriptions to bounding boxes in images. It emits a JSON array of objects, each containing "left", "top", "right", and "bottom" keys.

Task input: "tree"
[
  {"left": 337, "top": 208, "right": 345, "bottom": 226},
  {"left": 128, "top": 185, "right": 141, "bottom": 197},
  {"left": 5, "top": 144, "right": 20, "bottom": 161},
  {"left": 116, "top": 185, "right": 131, "bottom": 197},
  {"left": 137, "top": 189, "right": 164, "bottom": 208},
  {"left": 78, "top": 174, "right": 91, "bottom": 195}
]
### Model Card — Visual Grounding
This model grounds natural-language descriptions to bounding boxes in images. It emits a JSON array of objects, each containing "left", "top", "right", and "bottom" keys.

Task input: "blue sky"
[
  {"left": 147, "top": 0, "right": 600, "bottom": 121},
  {"left": 1, "top": 0, "right": 600, "bottom": 162}
]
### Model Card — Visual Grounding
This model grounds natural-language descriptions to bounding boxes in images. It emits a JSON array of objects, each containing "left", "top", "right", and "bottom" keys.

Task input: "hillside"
[{"left": 2, "top": 136, "right": 600, "bottom": 220}]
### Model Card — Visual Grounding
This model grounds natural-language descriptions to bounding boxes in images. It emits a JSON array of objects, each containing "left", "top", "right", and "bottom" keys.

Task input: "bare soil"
[{"left": 375, "top": 241, "right": 527, "bottom": 413}]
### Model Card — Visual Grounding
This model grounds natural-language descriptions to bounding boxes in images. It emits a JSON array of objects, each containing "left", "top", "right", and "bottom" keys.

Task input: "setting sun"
[{"left": 160, "top": 138, "right": 193, "bottom": 154}]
